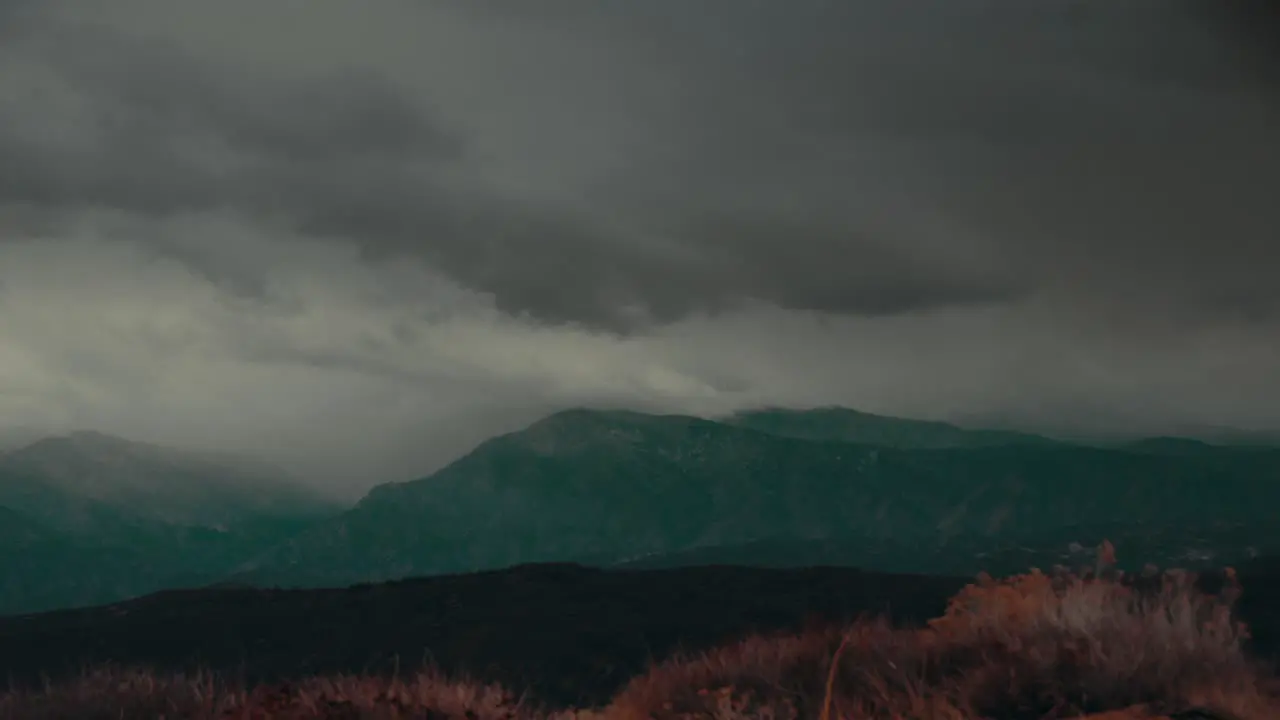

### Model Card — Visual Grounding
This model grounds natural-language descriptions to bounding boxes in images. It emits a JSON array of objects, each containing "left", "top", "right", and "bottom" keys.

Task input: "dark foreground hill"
[
  {"left": 0, "top": 564, "right": 990, "bottom": 708},
  {"left": 2, "top": 560, "right": 1279, "bottom": 711}
]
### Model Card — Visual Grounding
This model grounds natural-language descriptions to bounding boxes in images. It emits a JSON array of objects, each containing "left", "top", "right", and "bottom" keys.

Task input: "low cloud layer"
[{"left": 1, "top": 1, "right": 1278, "bottom": 496}]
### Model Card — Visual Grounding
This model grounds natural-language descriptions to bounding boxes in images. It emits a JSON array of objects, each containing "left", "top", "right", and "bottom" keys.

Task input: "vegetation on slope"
[
  {"left": 235, "top": 409, "right": 1280, "bottom": 588},
  {"left": 6, "top": 407, "right": 1279, "bottom": 614},
  {"left": 1, "top": 548, "right": 1274, "bottom": 719},
  {"left": 0, "top": 432, "right": 342, "bottom": 614}
]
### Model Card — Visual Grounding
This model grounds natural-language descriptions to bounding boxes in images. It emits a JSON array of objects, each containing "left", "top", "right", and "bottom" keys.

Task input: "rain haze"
[{"left": 1, "top": 0, "right": 1278, "bottom": 498}]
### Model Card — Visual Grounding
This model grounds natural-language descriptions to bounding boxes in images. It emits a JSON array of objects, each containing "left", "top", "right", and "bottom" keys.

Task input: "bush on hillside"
[{"left": 4, "top": 543, "right": 1276, "bottom": 719}]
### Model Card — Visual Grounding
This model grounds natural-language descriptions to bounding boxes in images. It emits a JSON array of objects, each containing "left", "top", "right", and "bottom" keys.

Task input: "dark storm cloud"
[
  {"left": 0, "top": 2, "right": 1045, "bottom": 329},
  {"left": 2, "top": 0, "right": 1279, "bottom": 332},
  {"left": 1197, "top": 0, "right": 1280, "bottom": 82},
  {"left": 1, "top": 0, "right": 1279, "bottom": 491},
  {"left": 0, "top": 10, "right": 717, "bottom": 329},
  {"left": 0, "top": 19, "right": 459, "bottom": 213},
  {"left": 572, "top": 0, "right": 1280, "bottom": 325},
  {"left": 462, "top": 0, "right": 1280, "bottom": 328}
]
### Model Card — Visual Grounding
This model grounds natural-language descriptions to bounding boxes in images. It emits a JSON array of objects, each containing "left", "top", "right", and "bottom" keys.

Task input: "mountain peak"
[
  {"left": 0, "top": 425, "right": 50, "bottom": 455},
  {"left": 0, "top": 429, "right": 339, "bottom": 527},
  {"left": 64, "top": 429, "right": 150, "bottom": 452},
  {"left": 729, "top": 405, "right": 887, "bottom": 419},
  {"left": 511, "top": 408, "right": 718, "bottom": 455},
  {"left": 721, "top": 405, "right": 1052, "bottom": 448},
  {"left": 66, "top": 429, "right": 131, "bottom": 443},
  {"left": 9, "top": 430, "right": 134, "bottom": 462},
  {"left": 532, "top": 407, "right": 692, "bottom": 428},
  {"left": 1123, "top": 436, "right": 1217, "bottom": 455}
]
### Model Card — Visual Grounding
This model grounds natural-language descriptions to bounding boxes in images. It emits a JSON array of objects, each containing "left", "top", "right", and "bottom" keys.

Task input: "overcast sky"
[{"left": 1, "top": 0, "right": 1278, "bottom": 497}]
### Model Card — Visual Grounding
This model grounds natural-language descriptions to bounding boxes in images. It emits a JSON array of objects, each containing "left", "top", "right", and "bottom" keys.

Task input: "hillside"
[
  {"left": 0, "top": 426, "right": 46, "bottom": 454},
  {"left": 7, "top": 408, "right": 1277, "bottom": 614},
  {"left": 0, "top": 431, "right": 344, "bottom": 615},
  {"left": 2, "top": 559, "right": 1277, "bottom": 715},
  {"left": 230, "top": 408, "right": 1280, "bottom": 589},
  {"left": 0, "top": 505, "right": 56, "bottom": 546},
  {"left": 0, "top": 563, "right": 961, "bottom": 708},
  {"left": 0, "top": 430, "right": 338, "bottom": 527}
]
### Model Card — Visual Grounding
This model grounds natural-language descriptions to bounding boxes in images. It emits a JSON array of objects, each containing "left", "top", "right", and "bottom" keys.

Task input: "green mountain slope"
[
  {"left": 233, "top": 408, "right": 1280, "bottom": 588},
  {"left": 0, "top": 426, "right": 46, "bottom": 454},
  {"left": 0, "top": 505, "right": 57, "bottom": 546},
  {"left": 0, "top": 432, "right": 344, "bottom": 615}
]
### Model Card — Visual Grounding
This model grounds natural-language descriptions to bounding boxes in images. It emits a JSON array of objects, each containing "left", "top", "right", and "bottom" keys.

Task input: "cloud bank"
[{"left": 1, "top": 1, "right": 1277, "bottom": 495}]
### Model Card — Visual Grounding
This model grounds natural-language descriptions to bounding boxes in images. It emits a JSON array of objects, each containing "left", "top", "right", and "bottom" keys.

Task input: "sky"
[{"left": 1, "top": 0, "right": 1278, "bottom": 497}]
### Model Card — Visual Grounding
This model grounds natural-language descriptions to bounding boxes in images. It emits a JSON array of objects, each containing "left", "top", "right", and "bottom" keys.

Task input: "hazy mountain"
[
  {"left": 0, "top": 430, "right": 339, "bottom": 527},
  {"left": 1121, "top": 436, "right": 1225, "bottom": 456},
  {"left": 1161, "top": 425, "right": 1280, "bottom": 448},
  {"left": 0, "top": 461, "right": 150, "bottom": 539},
  {"left": 0, "top": 425, "right": 47, "bottom": 454},
  {"left": 722, "top": 406, "right": 1057, "bottom": 448},
  {"left": 231, "top": 407, "right": 1280, "bottom": 589},
  {"left": 950, "top": 410, "right": 1280, "bottom": 448},
  {"left": 0, "top": 505, "right": 56, "bottom": 546},
  {"left": 0, "top": 431, "right": 345, "bottom": 615},
  {"left": 0, "top": 509, "right": 203, "bottom": 616},
  {"left": 10, "top": 408, "right": 1277, "bottom": 613}
]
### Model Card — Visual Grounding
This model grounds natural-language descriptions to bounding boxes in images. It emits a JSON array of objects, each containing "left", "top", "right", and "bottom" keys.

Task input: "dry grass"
[
  {"left": 605, "top": 542, "right": 1276, "bottom": 720},
  {"left": 3, "top": 543, "right": 1276, "bottom": 719},
  {"left": 0, "top": 665, "right": 537, "bottom": 720}
]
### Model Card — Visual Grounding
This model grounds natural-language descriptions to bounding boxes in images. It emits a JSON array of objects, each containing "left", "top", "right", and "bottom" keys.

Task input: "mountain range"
[
  {"left": 0, "top": 431, "right": 343, "bottom": 614},
  {"left": 2, "top": 406, "right": 1278, "bottom": 615},
  {"left": 228, "top": 407, "right": 1280, "bottom": 589}
]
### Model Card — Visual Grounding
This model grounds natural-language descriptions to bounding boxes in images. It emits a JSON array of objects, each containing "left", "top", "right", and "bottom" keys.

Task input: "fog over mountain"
[{"left": 1, "top": 0, "right": 1278, "bottom": 496}]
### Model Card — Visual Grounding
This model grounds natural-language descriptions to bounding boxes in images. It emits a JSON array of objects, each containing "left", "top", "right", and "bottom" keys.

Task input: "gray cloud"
[
  {"left": 1, "top": 0, "right": 1278, "bottom": 493},
  {"left": 570, "top": 0, "right": 1280, "bottom": 326},
  {"left": 20, "top": 1, "right": 1268, "bottom": 327},
  {"left": 0, "top": 18, "right": 459, "bottom": 214}
]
